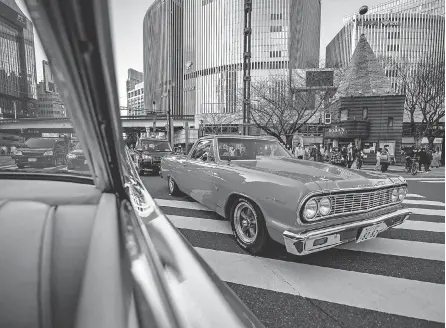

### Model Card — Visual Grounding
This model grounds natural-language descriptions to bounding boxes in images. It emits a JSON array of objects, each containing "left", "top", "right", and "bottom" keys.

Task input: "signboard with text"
[{"left": 0, "top": 2, "right": 27, "bottom": 29}]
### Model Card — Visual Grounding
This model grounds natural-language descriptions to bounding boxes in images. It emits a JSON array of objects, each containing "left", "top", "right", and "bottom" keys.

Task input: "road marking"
[
  {"left": 405, "top": 177, "right": 445, "bottom": 181},
  {"left": 195, "top": 247, "right": 445, "bottom": 323},
  {"left": 0, "top": 164, "right": 16, "bottom": 169},
  {"left": 403, "top": 199, "right": 445, "bottom": 207},
  {"left": 167, "top": 215, "right": 445, "bottom": 261},
  {"left": 406, "top": 193, "right": 426, "bottom": 198},
  {"left": 155, "top": 198, "right": 210, "bottom": 211},
  {"left": 395, "top": 220, "right": 445, "bottom": 233},
  {"left": 420, "top": 181, "right": 445, "bottom": 184},
  {"left": 407, "top": 208, "right": 445, "bottom": 217}
]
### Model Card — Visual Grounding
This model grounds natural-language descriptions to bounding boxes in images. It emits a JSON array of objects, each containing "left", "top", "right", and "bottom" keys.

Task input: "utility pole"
[
  {"left": 152, "top": 100, "right": 157, "bottom": 136},
  {"left": 242, "top": 0, "right": 252, "bottom": 135}
]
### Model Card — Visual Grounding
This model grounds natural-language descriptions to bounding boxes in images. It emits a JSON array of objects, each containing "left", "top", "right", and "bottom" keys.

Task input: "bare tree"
[
  {"left": 386, "top": 57, "right": 445, "bottom": 146},
  {"left": 238, "top": 68, "right": 343, "bottom": 147}
]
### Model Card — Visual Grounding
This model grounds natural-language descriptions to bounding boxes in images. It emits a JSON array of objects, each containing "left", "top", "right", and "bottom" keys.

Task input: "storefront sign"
[
  {"left": 328, "top": 126, "right": 346, "bottom": 134},
  {"left": 0, "top": 2, "right": 27, "bottom": 29}
]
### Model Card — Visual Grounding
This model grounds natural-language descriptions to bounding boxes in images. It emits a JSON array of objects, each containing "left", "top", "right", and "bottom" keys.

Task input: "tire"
[
  {"left": 230, "top": 197, "right": 270, "bottom": 255},
  {"left": 168, "top": 176, "right": 180, "bottom": 196},
  {"left": 17, "top": 164, "right": 25, "bottom": 169}
]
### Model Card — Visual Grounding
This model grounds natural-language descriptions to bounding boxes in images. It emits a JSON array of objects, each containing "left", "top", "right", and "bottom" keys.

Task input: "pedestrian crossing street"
[{"left": 153, "top": 192, "right": 445, "bottom": 327}]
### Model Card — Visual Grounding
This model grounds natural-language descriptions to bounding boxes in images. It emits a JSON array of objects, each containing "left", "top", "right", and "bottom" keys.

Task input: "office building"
[
  {"left": 127, "top": 81, "right": 145, "bottom": 116},
  {"left": 0, "top": 0, "right": 38, "bottom": 118},
  {"left": 143, "top": 0, "right": 321, "bottom": 123},
  {"left": 126, "top": 69, "right": 143, "bottom": 110}
]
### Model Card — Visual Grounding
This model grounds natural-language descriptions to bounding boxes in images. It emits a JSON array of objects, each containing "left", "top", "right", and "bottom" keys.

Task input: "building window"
[
  {"left": 324, "top": 113, "right": 331, "bottom": 124},
  {"left": 340, "top": 108, "right": 348, "bottom": 121},
  {"left": 270, "top": 51, "right": 282, "bottom": 58},
  {"left": 271, "top": 13, "right": 283, "bottom": 20},
  {"left": 388, "top": 117, "right": 394, "bottom": 127},
  {"left": 270, "top": 26, "right": 282, "bottom": 32},
  {"left": 362, "top": 107, "right": 368, "bottom": 120}
]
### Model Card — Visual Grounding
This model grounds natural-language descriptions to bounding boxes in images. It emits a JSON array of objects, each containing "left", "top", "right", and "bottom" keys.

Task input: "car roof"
[
  {"left": 139, "top": 138, "right": 168, "bottom": 141},
  {"left": 207, "top": 135, "right": 277, "bottom": 140}
]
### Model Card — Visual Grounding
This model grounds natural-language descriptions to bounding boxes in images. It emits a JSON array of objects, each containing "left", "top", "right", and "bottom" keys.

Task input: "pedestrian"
[
  {"left": 294, "top": 144, "right": 304, "bottom": 159},
  {"left": 375, "top": 148, "right": 382, "bottom": 171},
  {"left": 431, "top": 149, "right": 440, "bottom": 168},
  {"left": 380, "top": 145, "right": 390, "bottom": 172},
  {"left": 418, "top": 148, "right": 428, "bottom": 172}
]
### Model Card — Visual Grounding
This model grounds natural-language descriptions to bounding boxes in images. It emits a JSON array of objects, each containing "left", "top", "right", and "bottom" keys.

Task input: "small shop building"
[{"left": 325, "top": 34, "right": 406, "bottom": 164}]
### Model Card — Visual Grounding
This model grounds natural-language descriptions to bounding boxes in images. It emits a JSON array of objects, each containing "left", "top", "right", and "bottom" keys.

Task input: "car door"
[{"left": 182, "top": 139, "right": 216, "bottom": 206}]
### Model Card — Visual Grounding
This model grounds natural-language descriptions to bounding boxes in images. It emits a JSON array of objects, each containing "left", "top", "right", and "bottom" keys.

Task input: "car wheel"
[
  {"left": 230, "top": 197, "right": 269, "bottom": 255},
  {"left": 168, "top": 176, "right": 180, "bottom": 196},
  {"left": 17, "top": 164, "right": 25, "bottom": 169}
]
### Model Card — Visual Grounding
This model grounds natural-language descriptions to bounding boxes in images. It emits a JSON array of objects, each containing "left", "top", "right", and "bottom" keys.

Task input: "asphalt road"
[{"left": 141, "top": 172, "right": 445, "bottom": 328}]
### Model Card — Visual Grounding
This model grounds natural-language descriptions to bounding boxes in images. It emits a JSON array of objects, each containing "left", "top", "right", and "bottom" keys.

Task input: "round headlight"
[
  {"left": 398, "top": 187, "right": 407, "bottom": 201},
  {"left": 303, "top": 199, "right": 318, "bottom": 220},
  {"left": 391, "top": 188, "right": 399, "bottom": 202},
  {"left": 318, "top": 197, "right": 331, "bottom": 216}
]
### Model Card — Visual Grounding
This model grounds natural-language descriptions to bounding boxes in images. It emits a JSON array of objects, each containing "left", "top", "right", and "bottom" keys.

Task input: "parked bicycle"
[{"left": 405, "top": 156, "right": 418, "bottom": 175}]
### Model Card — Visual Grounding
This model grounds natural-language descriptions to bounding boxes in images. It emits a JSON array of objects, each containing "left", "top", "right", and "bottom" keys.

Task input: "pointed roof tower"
[{"left": 335, "top": 34, "right": 393, "bottom": 98}]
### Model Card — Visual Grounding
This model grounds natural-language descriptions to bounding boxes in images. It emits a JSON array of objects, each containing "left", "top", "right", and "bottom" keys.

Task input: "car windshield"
[
  {"left": 23, "top": 138, "right": 55, "bottom": 148},
  {"left": 140, "top": 140, "right": 172, "bottom": 153},
  {"left": 217, "top": 138, "right": 291, "bottom": 160}
]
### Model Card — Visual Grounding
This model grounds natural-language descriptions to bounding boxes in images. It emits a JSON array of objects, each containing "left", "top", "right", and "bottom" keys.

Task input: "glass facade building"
[
  {"left": 326, "top": 0, "right": 445, "bottom": 94},
  {"left": 143, "top": 0, "right": 321, "bottom": 122},
  {"left": 0, "top": 0, "right": 38, "bottom": 118},
  {"left": 143, "top": 0, "right": 183, "bottom": 116}
]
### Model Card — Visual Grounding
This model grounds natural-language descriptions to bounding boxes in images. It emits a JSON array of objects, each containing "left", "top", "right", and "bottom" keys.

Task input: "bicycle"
[{"left": 404, "top": 156, "right": 418, "bottom": 175}]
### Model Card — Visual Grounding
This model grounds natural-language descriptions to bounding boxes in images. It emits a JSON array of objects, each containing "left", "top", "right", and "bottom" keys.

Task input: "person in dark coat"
[{"left": 418, "top": 148, "right": 428, "bottom": 172}]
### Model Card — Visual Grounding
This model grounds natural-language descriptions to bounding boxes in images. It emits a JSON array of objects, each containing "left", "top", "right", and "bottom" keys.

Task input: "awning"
[
  {"left": 433, "top": 138, "right": 443, "bottom": 144},
  {"left": 402, "top": 137, "right": 415, "bottom": 144}
]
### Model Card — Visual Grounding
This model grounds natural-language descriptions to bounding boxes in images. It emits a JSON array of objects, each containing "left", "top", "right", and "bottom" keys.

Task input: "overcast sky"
[{"left": 17, "top": 0, "right": 385, "bottom": 106}]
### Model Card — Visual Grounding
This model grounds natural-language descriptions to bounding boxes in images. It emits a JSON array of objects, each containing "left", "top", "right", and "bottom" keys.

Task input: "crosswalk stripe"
[
  {"left": 156, "top": 199, "right": 210, "bottom": 211},
  {"left": 167, "top": 215, "right": 445, "bottom": 261},
  {"left": 195, "top": 247, "right": 445, "bottom": 323},
  {"left": 405, "top": 177, "right": 445, "bottom": 181},
  {"left": 394, "top": 220, "right": 445, "bottom": 233},
  {"left": 420, "top": 181, "right": 445, "bottom": 183},
  {"left": 406, "top": 193, "right": 426, "bottom": 198},
  {"left": 408, "top": 208, "right": 445, "bottom": 217},
  {"left": 403, "top": 199, "right": 445, "bottom": 207}
]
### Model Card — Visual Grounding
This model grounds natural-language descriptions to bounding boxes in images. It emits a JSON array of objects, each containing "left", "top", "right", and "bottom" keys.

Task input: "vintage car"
[
  {"left": 160, "top": 135, "right": 411, "bottom": 256},
  {"left": 135, "top": 137, "right": 173, "bottom": 175},
  {"left": 0, "top": 2, "right": 264, "bottom": 328}
]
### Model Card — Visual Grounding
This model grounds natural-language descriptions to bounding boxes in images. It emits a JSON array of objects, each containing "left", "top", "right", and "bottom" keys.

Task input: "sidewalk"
[
  {"left": 0, "top": 156, "right": 15, "bottom": 168},
  {"left": 360, "top": 163, "right": 445, "bottom": 177}
]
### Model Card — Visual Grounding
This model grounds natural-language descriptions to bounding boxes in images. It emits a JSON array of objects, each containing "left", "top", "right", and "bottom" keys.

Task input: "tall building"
[
  {"left": 0, "top": 0, "right": 38, "bottom": 118},
  {"left": 143, "top": 0, "right": 182, "bottom": 116},
  {"left": 143, "top": 0, "right": 321, "bottom": 122},
  {"left": 36, "top": 81, "right": 65, "bottom": 118},
  {"left": 126, "top": 68, "right": 143, "bottom": 102},
  {"left": 326, "top": 0, "right": 445, "bottom": 94},
  {"left": 127, "top": 81, "right": 145, "bottom": 116}
]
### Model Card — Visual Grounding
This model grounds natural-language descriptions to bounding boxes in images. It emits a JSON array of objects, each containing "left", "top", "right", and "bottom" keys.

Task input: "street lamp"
[{"left": 359, "top": 5, "right": 369, "bottom": 35}]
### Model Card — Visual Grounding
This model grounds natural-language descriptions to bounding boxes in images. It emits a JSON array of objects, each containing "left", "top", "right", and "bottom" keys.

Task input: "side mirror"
[{"left": 201, "top": 153, "right": 208, "bottom": 162}]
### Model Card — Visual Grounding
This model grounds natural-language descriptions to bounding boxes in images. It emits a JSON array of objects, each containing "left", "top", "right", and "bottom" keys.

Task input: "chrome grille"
[
  {"left": 317, "top": 188, "right": 394, "bottom": 218},
  {"left": 152, "top": 156, "right": 161, "bottom": 163}
]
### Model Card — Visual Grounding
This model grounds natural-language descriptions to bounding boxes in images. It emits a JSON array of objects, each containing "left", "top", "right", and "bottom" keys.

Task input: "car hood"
[
  {"left": 141, "top": 151, "right": 172, "bottom": 157},
  {"left": 69, "top": 149, "right": 84, "bottom": 155},
  {"left": 233, "top": 157, "right": 404, "bottom": 190}
]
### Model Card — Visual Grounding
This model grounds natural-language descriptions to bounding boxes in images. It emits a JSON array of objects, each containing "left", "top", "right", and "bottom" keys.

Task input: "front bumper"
[
  {"left": 16, "top": 156, "right": 52, "bottom": 167},
  {"left": 67, "top": 158, "right": 89, "bottom": 171},
  {"left": 141, "top": 160, "right": 161, "bottom": 171},
  {"left": 283, "top": 208, "right": 411, "bottom": 256}
]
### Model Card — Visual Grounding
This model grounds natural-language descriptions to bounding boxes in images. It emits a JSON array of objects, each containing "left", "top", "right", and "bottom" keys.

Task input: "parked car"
[
  {"left": 135, "top": 137, "right": 173, "bottom": 175},
  {"left": 161, "top": 135, "right": 411, "bottom": 256},
  {"left": 66, "top": 142, "right": 89, "bottom": 171},
  {"left": 14, "top": 137, "right": 68, "bottom": 169}
]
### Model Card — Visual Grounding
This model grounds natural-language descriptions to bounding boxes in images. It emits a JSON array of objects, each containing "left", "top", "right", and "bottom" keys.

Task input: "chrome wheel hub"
[{"left": 234, "top": 202, "right": 258, "bottom": 244}]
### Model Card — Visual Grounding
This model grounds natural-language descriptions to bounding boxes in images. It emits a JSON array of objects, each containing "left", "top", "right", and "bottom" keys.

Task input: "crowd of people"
[{"left": 402, "top": 146, "right": 442, "bottom": 172}]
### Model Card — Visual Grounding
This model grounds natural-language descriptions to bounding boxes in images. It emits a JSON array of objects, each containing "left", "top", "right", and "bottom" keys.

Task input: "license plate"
[
  {"left": 84, "top": 160, "right": 87, "bottom": 164},
  {"left": 28, "top": 158, "right": 36, "bottom": 162},
  {"left": 357, "top": 223, "right": 386, "bottom": 243}
]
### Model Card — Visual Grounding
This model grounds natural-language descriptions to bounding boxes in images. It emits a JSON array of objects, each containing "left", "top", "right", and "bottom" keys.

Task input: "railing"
[{"left": 0, "top": 114, "right": 195, "bottom": 124}]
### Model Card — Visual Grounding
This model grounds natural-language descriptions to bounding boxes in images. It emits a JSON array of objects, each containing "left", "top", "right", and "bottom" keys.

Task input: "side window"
[{"left": 190, "top": 140, "right": 210, "bottom": 160}]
